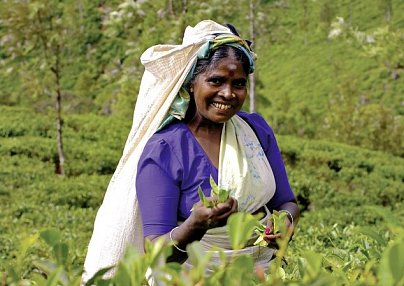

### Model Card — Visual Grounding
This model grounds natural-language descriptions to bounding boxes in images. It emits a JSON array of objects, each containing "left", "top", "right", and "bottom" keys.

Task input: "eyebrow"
[{"left": 206, "top": 74, "right": 247, "bottom": 80}]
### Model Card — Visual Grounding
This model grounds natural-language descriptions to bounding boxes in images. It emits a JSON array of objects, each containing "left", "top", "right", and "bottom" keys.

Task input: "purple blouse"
[{"left": 136, "top": 112, "right": 295, "bottom": 237}]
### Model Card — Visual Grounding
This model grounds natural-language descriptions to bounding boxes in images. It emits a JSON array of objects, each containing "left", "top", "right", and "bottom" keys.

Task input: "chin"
[{"left": 210, "top": 114, "right": 235, "bottom": 123}]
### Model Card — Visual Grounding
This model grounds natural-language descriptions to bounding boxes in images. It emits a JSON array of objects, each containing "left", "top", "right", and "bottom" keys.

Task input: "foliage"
[
  {"left": 197, "top": 175, "right": 230, "bottom": 208},
  {"left": 3, "top": 209, "right": 404, "bottom": 285},
  {"left": 1, "top": 0, "right": 403, "bottom": 285},
  {"left": 1, "top": 105, "right": 403, "bottom": 285}
]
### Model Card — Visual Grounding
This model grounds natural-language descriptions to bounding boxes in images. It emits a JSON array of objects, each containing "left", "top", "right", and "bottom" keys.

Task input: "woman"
[
  {"left": 83, "top": 20, "right": 299, "bottom": 281},
  {"left": 136, "top": 26, "right": 299, "bottom": 266}
]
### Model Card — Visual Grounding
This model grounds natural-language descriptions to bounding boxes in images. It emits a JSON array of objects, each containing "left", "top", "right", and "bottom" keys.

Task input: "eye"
[
  {"left": 207, "top": 76, "right": 224, "bottom": 85},
  {"left": 233, "top": 79, "right": 247, "bottom": 88}
]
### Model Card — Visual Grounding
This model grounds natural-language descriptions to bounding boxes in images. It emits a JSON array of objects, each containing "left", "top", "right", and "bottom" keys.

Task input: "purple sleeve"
[
  {"left": 239, "top": 112, "right": 296, "bottom": 210},
  {"left": 136, "top": 139, "right": 182, "bottom": 237}
]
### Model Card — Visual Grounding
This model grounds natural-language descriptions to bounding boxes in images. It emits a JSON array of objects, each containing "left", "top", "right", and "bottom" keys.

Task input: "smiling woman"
[
  {"left": 135, "top": 25, "right": 300, "bottom": 268},
  {"left": 83, "top": 20, "right": 299, "bottom": 281}
]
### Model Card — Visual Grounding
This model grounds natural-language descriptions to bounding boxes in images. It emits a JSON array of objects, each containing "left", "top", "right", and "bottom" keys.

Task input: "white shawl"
[
  {"left": 190, "top": 115, "right": 276, "bottom": 270},
  {"left": 82, "top": 20, "right": 233, "bottom": 282}
]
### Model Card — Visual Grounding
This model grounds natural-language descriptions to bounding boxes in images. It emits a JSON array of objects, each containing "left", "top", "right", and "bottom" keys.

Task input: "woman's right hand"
[{"left": 189, "top": 196, "right": 238, "bottom": 230}]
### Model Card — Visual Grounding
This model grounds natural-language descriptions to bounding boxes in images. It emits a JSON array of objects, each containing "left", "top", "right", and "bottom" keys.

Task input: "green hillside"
[{"left": 0, "top": 0, "right": 403, "bottom": 285}]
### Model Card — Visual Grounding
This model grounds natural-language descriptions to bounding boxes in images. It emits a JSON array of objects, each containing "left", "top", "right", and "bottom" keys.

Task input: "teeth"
[{"left": 212, "top": 102, "right": 232, "bottom": 110}]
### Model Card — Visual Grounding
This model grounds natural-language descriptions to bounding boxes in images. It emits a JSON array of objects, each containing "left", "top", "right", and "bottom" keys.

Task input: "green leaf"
[
  {"left": 147, "top": 236, "right": 172, "bottom": 267},
  {"left": 34, "top": 259, "right": 58, "bottom": 274},
  {"left": 218, "top": 189, "right": 229, "bottom": 203},
  {"left": 53, "top": 242, "right": 69, "bottom": 266},
  {"left": 84, "top": 266, "right": 114, "bottom": 286},
  {"left": 302, "top": 250, "right": 323, "bottom": 280},
  {"left": 253, "top": 232, "right": 268, "bottom": 247},
  {"left": 114, "top": 264, "right": 132, "bottom": 286},
  {"left": 187, "top": 241, "right": 213, "bottom": 282},
  {"left": 45, "top": 266, "right": 64, "bottom": 286},
  {"left": 31, "top": 271, "right": 48, "bottom": 286},
  {"left": 210, "top": 175, "right": 219, "bottom": 195},
  {"left": 6, "top": 267, "right": 19, "bottom": 283},
  {"left": 198, "top": 186, "right": 213, "bottom": 207},
  {"left": 15, "top": 233, "right": 39, "bottom": 275},
  {"left": 223, "top": 255, "right": 255, "bottom": 284},
  {"left": 33, "top": 260, "right": 69, "bottom": 286},
  {"left": 272, "top": 211, "right": 287, "bottom": 234},
  {"left": 255, "top": 222, "right": 266, "bottom": 232},
  {"left": 209, "top": 175, "right": 229, "bottom": 203},
  {"left": 272, "top": 266, "right": 286, "bottom": 281},
  {"left": 228, "top": 213, "right": 259, "bottom": 250},
  {"left": 40, "top": 229, "right": 61, "bottom": 247},
  {"left": 187, "top": 241, "right": 209, "bottom": 265},
  {"left": 388, "top": 241, "right": 404, "bottom": 284}
]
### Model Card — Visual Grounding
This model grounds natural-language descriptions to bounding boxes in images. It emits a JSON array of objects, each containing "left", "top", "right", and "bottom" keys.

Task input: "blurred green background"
[{"left": 0, "top": 0, "right": 403, "bottom": 283}]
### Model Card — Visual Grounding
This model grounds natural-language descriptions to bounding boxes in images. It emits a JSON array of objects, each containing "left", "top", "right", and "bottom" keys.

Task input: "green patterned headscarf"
[
  {"left": 158, "top": 33, "right": 255, "bottom": 130},
  {"left": 200, "top": 34, "right": 255, "bottom": 73}
]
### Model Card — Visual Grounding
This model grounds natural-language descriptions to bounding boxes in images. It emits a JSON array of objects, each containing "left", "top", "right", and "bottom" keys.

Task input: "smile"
[{"left": 212, "top": 102, "right": 232, "bottom": 110}]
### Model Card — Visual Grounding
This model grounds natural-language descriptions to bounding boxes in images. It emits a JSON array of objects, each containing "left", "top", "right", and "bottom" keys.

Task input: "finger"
[
  {"left": 230, "top": 197, "right": 238, "bottom": 212},
  {"left": 213, "top": 202, "right": 232, "bottom": 214},
  {"left": 212, "top": 208, "right": 238, "bottom": 227},
  {"left": 264, "top": 233, "right": 282, "bottom": 241},
  {"left": 206, "top": 195, "right": 219, "bottom": 202},
  {"left": 215, "top": 211, "right": 234, "bottom": 222},
  {"left": 191, "top": 200, "right": 206, "bottom": 209},
  {"left": 215, "top": 196, "right": 236, "bottom": 209}
]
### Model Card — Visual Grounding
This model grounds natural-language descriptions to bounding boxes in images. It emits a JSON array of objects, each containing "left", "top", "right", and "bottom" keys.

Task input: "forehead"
[{"left": 205, "top": 53, "right": 246, "bottom": 77}]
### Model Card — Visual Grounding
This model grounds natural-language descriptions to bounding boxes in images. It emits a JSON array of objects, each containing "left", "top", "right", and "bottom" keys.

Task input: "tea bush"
[{"left": 1, "top": 106, "right": 403, "bottom": 285}]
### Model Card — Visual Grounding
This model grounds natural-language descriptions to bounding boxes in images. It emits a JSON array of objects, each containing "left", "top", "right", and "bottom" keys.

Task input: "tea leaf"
[
  {"left": 45, "top": 266, "right": 64, "bottom": 286},
  {"left": 210, "top": 175, "right": 219, "bottom": 196},
  {"left": 53, "top": 242, "right": 69, "bottom": 266},
  {"left": 253, "top": 211, "right": 288, "bottom": 247},
  {"left": 209, "top": 175, "right": 229, "bottom": 204},
  {"left": 272, "top": 211, "right": 288, "bottom": 234},
  {"left": 253, "top": 231, "right": 268, "bottom": 247},
  {"left": 198, "top": 186, "right": 212, "bottom": 207},
  {"left": 40, "top": 229, "right": 61, "bottom": 247},
  {"left": 217, "top": 188, "right": 229, "bottom": 203},
  {"left": 302, "top": 250, "right": 323, "bottom": 279},
  {"left": 228, "top": 213, "right": 258, "bottom": 250},
  {"left": 388, "top": 241, "right": 404, "bottom": 283}
]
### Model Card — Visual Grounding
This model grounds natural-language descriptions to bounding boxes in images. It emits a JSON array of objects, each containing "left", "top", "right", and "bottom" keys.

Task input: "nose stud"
[{"left": 231, "top": 93, "right": 236, "bottom": 98}]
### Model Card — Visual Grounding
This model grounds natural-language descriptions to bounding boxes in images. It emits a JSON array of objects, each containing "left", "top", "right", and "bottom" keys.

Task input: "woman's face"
[{"left": 191, "top": 51, "right": 248, "bottom": 124}]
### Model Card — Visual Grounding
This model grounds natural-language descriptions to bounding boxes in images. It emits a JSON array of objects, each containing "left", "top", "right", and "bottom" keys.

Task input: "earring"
[
  {"left": 232, "top": 93, "right": 236, "bottom": 98},
  {"left": 190, "top": 87, "right": 194, "bottom": 93}
]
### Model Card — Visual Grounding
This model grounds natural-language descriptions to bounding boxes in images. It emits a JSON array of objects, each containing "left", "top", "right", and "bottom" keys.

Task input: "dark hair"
[{"left": 188, "top": 45, "right": 250, "bottom": 89}]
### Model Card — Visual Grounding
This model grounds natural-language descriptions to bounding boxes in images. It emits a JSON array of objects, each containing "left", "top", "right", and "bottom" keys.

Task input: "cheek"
[{"left": 238, "top": 92, "right": 248, "bottom": 103}]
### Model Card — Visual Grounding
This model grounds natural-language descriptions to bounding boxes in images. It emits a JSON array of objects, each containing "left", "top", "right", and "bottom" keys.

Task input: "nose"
[{"left": 219, "top": 84, "right": 233, "bottom": 99}]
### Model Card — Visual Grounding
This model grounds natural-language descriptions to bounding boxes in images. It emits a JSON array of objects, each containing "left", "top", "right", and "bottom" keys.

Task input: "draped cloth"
[
  {"left": 82, "top": 20, "right": 233, "bottom": 282},
  {"left": 183, "top": 115, "right": 276, "bottom": 271}
]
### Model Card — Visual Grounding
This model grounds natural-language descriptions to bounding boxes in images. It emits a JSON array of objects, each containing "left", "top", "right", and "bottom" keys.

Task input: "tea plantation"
[{"left": 1, "top": 105, "right": 403, "bottom": 285}]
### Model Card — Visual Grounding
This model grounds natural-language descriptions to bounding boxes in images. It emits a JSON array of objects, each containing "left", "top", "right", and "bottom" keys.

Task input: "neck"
[{"left": 186, "top": 116, "right": 223, "bottom": 136}]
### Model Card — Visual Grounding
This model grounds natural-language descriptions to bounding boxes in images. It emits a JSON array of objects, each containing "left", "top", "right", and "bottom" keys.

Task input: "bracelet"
[
  {"left": 279, "top": 209, "right": 294, "bottom": 226},
  {"left": 169, "top": 226, "right": 187, "bottom": 253}
]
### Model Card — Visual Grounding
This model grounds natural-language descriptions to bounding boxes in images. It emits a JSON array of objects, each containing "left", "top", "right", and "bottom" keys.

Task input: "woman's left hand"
[
  {"left": 263, "top": 202, "right": 299, "bottom": 248},
  {"left": 262, "top": 215, "right": 294, "bottom": 248}
]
